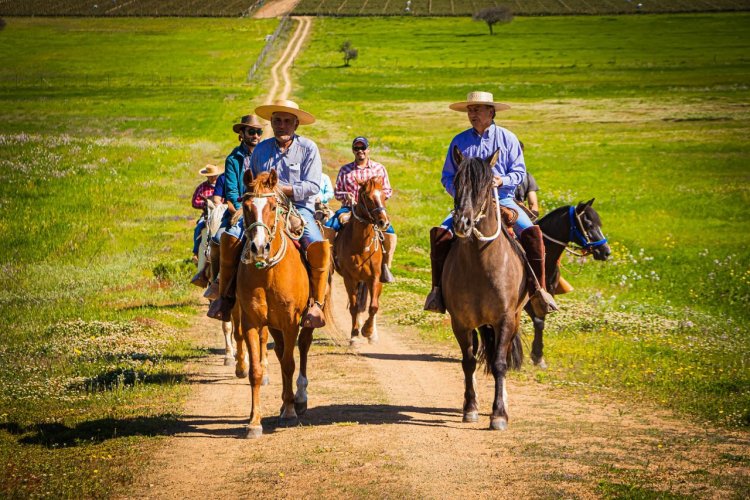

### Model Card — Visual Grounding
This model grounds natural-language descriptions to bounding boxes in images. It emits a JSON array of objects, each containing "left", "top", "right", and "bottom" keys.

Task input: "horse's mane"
[
  {"left": 454, "top": 156, "right": 494, "bottom": 208},
  {"left": 537, "top": 203, "right": 601, "bottom": 227}
]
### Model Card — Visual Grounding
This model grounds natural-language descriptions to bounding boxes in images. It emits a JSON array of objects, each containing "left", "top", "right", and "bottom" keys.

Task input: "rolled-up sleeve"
[{"left": 292, "top": 144, "right": 321, "bottom": 202}]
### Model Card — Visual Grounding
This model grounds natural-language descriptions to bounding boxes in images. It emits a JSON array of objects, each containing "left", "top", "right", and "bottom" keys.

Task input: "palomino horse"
[
  {"left": 442, "top": 147, "right": 525, "bottom": 431},
  {"left": 235, "top": 169, "right": 325, "bottom": 438},
  {"left": 334, "top": 177, "right": 390, "bottom": 345},
  {"left": 526, "top": 200, "right": 610, "bottom": 368}
]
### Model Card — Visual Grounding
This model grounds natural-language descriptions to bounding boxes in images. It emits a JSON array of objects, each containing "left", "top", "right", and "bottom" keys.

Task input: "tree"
[
  {"left": 340, "top": 40, "right": 358, "bottom": 67},
  {"left": 472, "top": 6, "right": 513, "bottom": 35}
]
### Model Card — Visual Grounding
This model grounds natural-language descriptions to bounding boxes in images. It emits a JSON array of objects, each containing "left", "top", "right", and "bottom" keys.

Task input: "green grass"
[
  {"left": 0, "top": 17, "right": 278, "bottom": 498},
  {"left": 293, "top": 14, "right": 750, "bottom": 428}
]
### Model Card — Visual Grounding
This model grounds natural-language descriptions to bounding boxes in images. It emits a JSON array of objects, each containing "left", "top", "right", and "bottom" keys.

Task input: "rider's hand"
[
  {"left": 346, "top": 192, "right": 356, "bottom": 204},
  {"left": 493, "top": 175, "right": 503, "bottom": 187}
]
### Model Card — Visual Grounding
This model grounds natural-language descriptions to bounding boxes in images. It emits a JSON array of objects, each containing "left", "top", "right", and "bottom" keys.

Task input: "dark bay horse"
[
  {"left": 442, "top": 146, "right": 526, "bottom": 431},
  {"left": 527, "top": 200, "right": 610, "bottom": 368},
  {"left": 334, "top": 177, "right": 390, "bottom": 345},
  {"left": 235, "top": 169, "right": 323, "bottom": 438}
]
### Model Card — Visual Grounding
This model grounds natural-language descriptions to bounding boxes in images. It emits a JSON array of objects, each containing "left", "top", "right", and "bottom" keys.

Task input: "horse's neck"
[
  {"left": 349, "top": 218, "right": 377, "bottom": 250},
  {"left": 538, "top": 209, "right": 570, "bottom": 264}
]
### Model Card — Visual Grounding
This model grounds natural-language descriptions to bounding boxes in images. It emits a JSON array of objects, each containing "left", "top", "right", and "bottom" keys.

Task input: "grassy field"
[
  {"left": 0, "top": 17, "right": 279, "bottom": 497},
  {"left": 292, "top": 14, "right": 750, "bottom": 428}
]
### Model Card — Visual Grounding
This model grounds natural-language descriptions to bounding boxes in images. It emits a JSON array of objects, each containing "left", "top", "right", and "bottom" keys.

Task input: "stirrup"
[
  {"left": 207, "top": 296, "right": 235, "bottom": 321},
  {"left": 302, "top": 301, "right": 326, "bottom": 329},
  {"left": 380, "top": 263, "right": 395, "bottom": 283},
  {"left": 529, "top": 289, "right": 558, "bottom": 318},
  {"left": 190, "top": 268, "right": 208, "bottom": 288},
  {"left": 423, "top": 286, "right": 446, "bottom": 314},
  {"left": 203, "top": 281, "right": 220, "bottom": 300}
]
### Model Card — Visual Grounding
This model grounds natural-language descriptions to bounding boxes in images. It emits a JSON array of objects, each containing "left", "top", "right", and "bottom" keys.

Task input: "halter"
[
  {"left": 542, "top": 206, "right": 608, "bottom": 256},
  {"left": 240, "top": 190, "right": 302, "bottom": 269},
  {"left": 351, "top": 190, "right": 388, "bottom": 251}
]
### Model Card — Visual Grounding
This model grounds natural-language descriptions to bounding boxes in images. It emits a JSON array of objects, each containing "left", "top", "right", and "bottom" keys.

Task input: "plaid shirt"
[
  {"left": 191, "top": 181, "right": 215, "bottom": 210},
  {"left": 334, "top": 160, "right": 393, "bottom": 207}
]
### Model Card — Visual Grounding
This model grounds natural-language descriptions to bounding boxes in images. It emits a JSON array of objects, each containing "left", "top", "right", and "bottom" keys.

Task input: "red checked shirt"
[
  {"left": 334, "top": 159, "right": 393, "bottom": 207},
  {"left": 191, "top": 181, "right": 215, "bottom": 210}
]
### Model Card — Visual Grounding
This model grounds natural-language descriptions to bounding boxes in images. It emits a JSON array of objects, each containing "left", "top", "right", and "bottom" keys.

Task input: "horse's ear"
[
  {"left": 586, "top": 198, "right": 595, "bottom": 207},
  {"left": 487, "top": 148, "right": 500, "bottom": 170},
  {"left": 268, "top": 168, "right": 278, "bottom": 187},
  {"left": 242, "top": 169, "right": 254, "bottom": 189},
  {"left": 452, "top": 145, "right": 463, "bottom": 167}
]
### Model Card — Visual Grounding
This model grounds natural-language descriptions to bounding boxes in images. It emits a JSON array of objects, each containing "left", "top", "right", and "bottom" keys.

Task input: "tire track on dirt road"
[{"left": 265, "top": 16, "right": 311, "bottom": 104}]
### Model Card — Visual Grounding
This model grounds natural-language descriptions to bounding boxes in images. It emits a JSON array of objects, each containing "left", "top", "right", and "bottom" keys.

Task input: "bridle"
[
  {"left": 542, "top": 206, "right": 608, "bottom": 257},
  {"left": 454, "top": 186, "right": 503, "bottom": 242},
  {"left": 351, "top": 189, "right": 389, "bottom": 251},
  {"left": 240, "top": 190, "right": 302, "bottom": 269}
]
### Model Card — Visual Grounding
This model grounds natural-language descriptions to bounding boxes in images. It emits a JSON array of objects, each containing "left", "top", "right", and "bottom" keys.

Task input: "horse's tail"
[
  {"left": 476, "top": 326, "right": 523, "bottom": 375},
  {"left": 355, "top": 281, "right": 368, "bottom": 314},
  {"left": 323, "top": 269, "right": 334, "bottom": 329}
]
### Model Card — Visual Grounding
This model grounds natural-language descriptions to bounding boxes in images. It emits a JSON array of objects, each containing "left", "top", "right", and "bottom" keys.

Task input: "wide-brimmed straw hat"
[
  {"left": 449, "top": 91, "right": 511, "bottom": 112},
  {"left": 232, "top": 114, "right": 264, "bottom": 134},
  {"left": 254, "top": 99, "right": 316, "bottom": 125},
  {"left": 199, "top": 164, "right": 224, "bottom": 177}
]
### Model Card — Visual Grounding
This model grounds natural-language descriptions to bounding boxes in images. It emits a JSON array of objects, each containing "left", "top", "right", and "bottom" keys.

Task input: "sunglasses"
[
  {"left": 245, "top": 128, "right": 263, "bottom": 136},
  {"left": 352, "top": 146, "right": 368, "bottom": 152}
]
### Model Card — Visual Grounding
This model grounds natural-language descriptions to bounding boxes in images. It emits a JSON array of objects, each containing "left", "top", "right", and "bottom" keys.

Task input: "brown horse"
[
  {"left": 235, "top": 169, "right": 321, "bottom": 438},
  {"left": 333, "top": 177, "right": 390, "bottom": 345},
  {"left": 442, "top": 146, "right": 525, "bottom": 431}
]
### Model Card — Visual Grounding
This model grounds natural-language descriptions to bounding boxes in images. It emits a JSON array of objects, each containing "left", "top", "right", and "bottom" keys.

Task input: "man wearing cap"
[
  {"left": 247, "top": 99, "right": 330, "bottom": 328},
  {"left": 204, "top": 114, "right": 264, "bottom": 316},
  {"left": 424, "top": 91, "right": 558, "bottom": 318},
  {"left": 323, "top": 136, "right": 397, "bottom": 283}
]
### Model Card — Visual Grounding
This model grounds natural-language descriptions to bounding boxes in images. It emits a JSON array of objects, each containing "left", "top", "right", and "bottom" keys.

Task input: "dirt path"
[
  {"left": 253, "top": 0, "right": 301, "bottom": 19},
  {"left": 265, "top": 16, "right": 311, "bottom": 104}
]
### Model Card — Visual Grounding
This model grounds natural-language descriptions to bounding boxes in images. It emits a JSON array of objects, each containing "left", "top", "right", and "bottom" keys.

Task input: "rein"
[{"left": 240, "top": 190, "right": 303, "bottom": 269}]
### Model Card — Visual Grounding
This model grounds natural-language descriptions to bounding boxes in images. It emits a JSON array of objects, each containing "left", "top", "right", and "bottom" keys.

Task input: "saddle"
[{"left": 500, "top": 206, "right": 518, "bottom": 228}]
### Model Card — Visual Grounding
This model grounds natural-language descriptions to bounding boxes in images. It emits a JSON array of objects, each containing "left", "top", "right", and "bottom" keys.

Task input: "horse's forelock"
[{"left": 454, "top": 156, "right": 493, "bottom": 209}]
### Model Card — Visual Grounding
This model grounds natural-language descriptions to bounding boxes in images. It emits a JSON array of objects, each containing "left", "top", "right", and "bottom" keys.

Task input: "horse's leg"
[
  {"left": 261, "top": 326, "right": 270, "bottom": 386},
  {"left": 489, "top": 318, "right": 515, "bottom": 431},
  {"left": 277, "top": 327, "right": 299, "bottom": 426},
  {"left": 453, "top": 327, "right": 479, "bottom": 422},
  {"left": 222, "top": 320, "right": 234, "bottom": 366},
  {"left": 233, "top": 313, "right": 248, "bottom": 379},
  {"left": 526, "top": 302, "right": 547, "bottom": 369},
  {"left": 362, "top": 279, "right": 382, "bottom": 344},
  {"left": 343, "top": 277, "right": 361, "bottom": 344},
  {"left": 294, "top": 326, "right": 314, "bottom": 416},
  {"left": 242, "top": 320, "right": 264, "bottom": 439}
]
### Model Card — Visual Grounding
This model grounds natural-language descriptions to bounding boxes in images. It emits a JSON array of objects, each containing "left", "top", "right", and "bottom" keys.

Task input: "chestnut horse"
[
  {"left": 333, "top": 177, "right": 390, "bottom": 345},
  {"left": 526, "top": 200, "right": 610, "bottom": 368},
  {"left": 234, "top": 169, "right": 324, "bottom": 438},
  {"left": 442, "top": 147, "right": 525, "bottom": 431}
]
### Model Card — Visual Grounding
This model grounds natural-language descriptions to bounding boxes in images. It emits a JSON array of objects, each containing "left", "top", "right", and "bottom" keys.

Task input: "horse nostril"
[
  {"left": 264, "top": 242, "right": 271, "bottom": 253},
  {"left": 250, "top": 242, "right": 258, "bottom": 254}
]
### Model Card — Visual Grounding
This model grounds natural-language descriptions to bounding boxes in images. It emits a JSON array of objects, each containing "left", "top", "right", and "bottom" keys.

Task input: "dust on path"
[{"left": 253, "top": 0, "right": 301, "bottom": 19}]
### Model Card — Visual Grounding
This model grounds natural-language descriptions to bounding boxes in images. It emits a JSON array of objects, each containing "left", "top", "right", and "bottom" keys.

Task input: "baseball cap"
[{"left": 352, "top": 136, "right": 369, "bottom": 149}]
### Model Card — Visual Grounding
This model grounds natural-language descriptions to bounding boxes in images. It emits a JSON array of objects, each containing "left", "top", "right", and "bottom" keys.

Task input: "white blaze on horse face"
[{"left": 250, "top": 197, "right": 269, "bottom": 252}]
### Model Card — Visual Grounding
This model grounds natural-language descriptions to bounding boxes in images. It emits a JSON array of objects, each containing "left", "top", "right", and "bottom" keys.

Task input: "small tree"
[
  {"left": 340, "top": 40, "right": 358, "bottom": 67},
  {"left": 473, "top": 6, "right": 513, "bottom": 35},
  {"left": 0, "top": 18, "right": 6, "bottom": 31}
]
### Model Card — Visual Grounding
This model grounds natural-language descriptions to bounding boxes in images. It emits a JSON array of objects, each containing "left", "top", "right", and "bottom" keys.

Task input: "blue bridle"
[{"left": 569, "top": 205, "right": 608, "bottom": 250}]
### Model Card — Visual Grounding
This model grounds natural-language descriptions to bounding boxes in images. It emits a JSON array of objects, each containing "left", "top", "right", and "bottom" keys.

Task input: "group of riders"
[{"left": 190, "top": 91, "right": 564, "bottom": 327}]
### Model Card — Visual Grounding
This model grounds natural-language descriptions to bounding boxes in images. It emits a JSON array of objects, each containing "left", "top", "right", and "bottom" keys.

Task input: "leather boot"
[
  {"left": 322, "top": 225, "right": 339, "bottom": 272},
  {"left": 519, "top": 226, "right": 559, "bottom": 318},
  {"left": 423, "top": 227, "right": 453, "bottom": 314},
  {"left": 207, "top": 235, "right": 243, "bottom": 321},
  {"left": 302, "top": 240, "right": 331, "bottom": 329},
  {"left": 380, "top": 233, "right": 397, "bottom": 283},
  {"left": 190, "top": 264, "right": 209, "bottom": 288},
  {"left": 203, "top": 240, "right": 221, "bottom": 299}
]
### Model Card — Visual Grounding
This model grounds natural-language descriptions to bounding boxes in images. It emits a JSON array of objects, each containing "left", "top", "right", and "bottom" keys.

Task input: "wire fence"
[{"left": 246, "top": 14, "right": 291, "bottom": 82}]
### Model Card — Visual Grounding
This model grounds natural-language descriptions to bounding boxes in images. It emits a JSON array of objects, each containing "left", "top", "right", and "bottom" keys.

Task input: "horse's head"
[
  {"left": 241, "top": 169, "right": 280, "bottom": 263},
  {"left": 355, "top": 176, "right": 390, "bottom": 231},
  {"left": 574, "top": 199, "right": 610, "bottom": 261},
  {"left": 452, "top": 146, "right": 499, "bottom": 239}
]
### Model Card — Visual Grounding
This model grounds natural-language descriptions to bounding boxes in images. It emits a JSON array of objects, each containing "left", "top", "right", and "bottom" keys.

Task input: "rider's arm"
[
  {"left": 498, "top": 135, "right": 525, "bottom": 189},
  {"left": 334, "top": 167, "right": 350, "bottom": 204},
  {"left": 378, "top": 162, "right": 394, "bottom": 200},
  {"left": 289, "top": 143, "right": 322, "bottom": 202},
  {"left": 224, "top": 155, "right": 242, "bottom": 211},
  {"left": 191, "top": 183, "right": 206, "bottom": 210},
  {"left": 526, "top": 173, "right": 540, "bottom": 214},
  {"left": 441, "top": 140, "right": 458, "bottom": 197}
]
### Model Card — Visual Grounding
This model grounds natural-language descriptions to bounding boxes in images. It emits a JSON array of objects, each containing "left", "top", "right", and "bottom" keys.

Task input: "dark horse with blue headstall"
[
  {"left": 442, "top": 147, "right": 527, "bottom": 430},
  {"left": 527, "top": 200, "right": 611, "bottom": 368}
]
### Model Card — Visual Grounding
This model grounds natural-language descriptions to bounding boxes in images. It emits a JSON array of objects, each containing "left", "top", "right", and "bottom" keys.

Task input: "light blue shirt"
[
  {"left": 441, "top": 122, "right": 526, "bottom": 200},
  {"left": 249, "top": 134, "right": 322, "bottom": 212},
  {"left": 319, "top": 174, "right": 334, "bottom": 204}
]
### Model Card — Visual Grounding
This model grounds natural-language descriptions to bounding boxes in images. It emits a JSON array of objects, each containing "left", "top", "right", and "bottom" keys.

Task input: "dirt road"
[{"left": 253, "top": 0, "right": 301, "bottom": 19}]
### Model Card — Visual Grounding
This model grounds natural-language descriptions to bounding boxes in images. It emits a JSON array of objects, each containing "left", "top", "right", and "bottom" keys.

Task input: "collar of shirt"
[
  {"left": 470, "top": 121, "right": 496, "bottom": 140},
  {"left": 273, "top": 134, "right": 298, "bottom": 156}
]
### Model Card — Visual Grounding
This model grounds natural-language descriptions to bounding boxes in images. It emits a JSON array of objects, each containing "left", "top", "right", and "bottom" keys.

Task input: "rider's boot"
[
  {"left": 207, "top": 235, "right": 242, "bottom": 321},
  {"left": 380, "top": 233, "right": 397, "bottom": 283},
  {"left": 423, "top": 227, "right": 453, "bottom": 314},
  {"left": 322, "top": 225, "right": 339, "bottom": 271},
  {"left": 519, "top": 226, "right": 559, "bottom": 318},
  {"left": 301, "top": 240, "right": 331, "bottom": 329},
  {"left": 555, "top": 275, "right": 574, "bottom": 294},
  {"left": 203, "top": 240, "right": 221, "bottom": 299}
]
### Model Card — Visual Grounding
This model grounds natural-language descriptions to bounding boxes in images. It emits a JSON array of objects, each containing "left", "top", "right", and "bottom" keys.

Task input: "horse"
[
  {"left": 441, "top": 146, "right": 526, "bottom": 431},
  {"left": 526, "top": 200, "right": 611, "bottom": 368},
  {"left": 235, "top": 169, "right": 327, "bottom": 438},
  {"left": 333, "top": 177, "right": 390, "bottom": 345}
]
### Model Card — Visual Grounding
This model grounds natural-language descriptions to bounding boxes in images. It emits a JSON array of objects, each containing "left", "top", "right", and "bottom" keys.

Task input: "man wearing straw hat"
[
  {"left": 249, "top": 99, "right": 330, "bottom": 328},
  {"left": 190, "top": 163, "right": 223, "bottom": 286},
  {"left": 423, "top": 91, "right": 558, "bottom": 318},
  {"left": 205, "top": 114, "right": 264, "bottom": 316}
]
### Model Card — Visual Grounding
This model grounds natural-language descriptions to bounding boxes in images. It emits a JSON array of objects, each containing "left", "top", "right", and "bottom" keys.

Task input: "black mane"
[{"left": 454, "top": 155, "right": 494, "bottom": 210}]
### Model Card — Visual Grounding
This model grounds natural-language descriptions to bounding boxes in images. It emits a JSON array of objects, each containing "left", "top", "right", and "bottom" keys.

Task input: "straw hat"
[
  {"left": 449, "top": 91, "right": 511, "bottom": 112},
  {"left": 254, "top": 99, "right": 316, "bottom": 125},
  {"left": 199, "top": 164, "right": 223, "bottom": 177},
  {"left": 232, "top": 114, "right": 264, "bottom": 134}
]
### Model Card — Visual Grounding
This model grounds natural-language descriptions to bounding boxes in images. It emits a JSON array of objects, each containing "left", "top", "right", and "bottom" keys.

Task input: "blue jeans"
[
  {"left": 213, "top": 205, "right": 323, "bottom": 250},
  {"left": 193, "top": 219, "right": 205, "bottom": 254},
  {"left": 441, "top": 197, "right": 533, "bottom": 235},
  {"left": 324, "top": 206, "right": 396, "bottom": 234}
]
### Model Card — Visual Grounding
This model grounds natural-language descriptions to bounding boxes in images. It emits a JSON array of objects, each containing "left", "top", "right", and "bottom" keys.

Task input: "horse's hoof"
[
  {"left": 294, "top": 400, "right": 308, "bottom": 416},
  {"left": 489, "top": 417, "right": 508, "bottom": 431},
  {"left": 262, "top": 375, "right": 270, "bottom": 386},
  {"left": 463, "top": 411, "right": 479, "bottom": 423},
  {"left": 367, "top": 334, "right": 379, "bottom": 344},
  {"left": 236, "top": 368, "right": 248, "bottom": 379},
  {"left": 278, "top": 416, "right": 299, "bottom": 428},
  {"left": 349, "top": 336, "right": 363, "bottom": 346},
  {"left": 224, "top": 357, "right": 233, "bottom": 366},
  {"left": 533, "top": 357, "right": 548, "bottom": 370},
  {"left": 245, "top": 425, "right": 263, "bottom": 439}
]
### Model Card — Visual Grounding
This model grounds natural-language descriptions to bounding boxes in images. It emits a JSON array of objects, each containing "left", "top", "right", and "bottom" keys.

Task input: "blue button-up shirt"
[
  {"left": 249, "top": 134, "right": 322, "bottom": 212},
  {"left": 441, "top": 122, "right": 526, "bottom": 200},
  {"left": 224, "top": 144, "right": 252, "bottom": 210}
]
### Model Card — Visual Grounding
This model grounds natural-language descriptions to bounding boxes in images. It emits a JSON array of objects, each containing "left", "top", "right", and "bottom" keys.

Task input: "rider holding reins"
[{"left": 424, "top": 91, "right": 558, "bottom": 317}]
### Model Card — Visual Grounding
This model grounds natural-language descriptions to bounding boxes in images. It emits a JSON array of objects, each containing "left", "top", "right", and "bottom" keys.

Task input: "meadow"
[
  {"left": 0, "top": 17, "right": 279, "bottom": 497},
  {"left": 292, "top": 13, "right": 750, "bottom": 428}
]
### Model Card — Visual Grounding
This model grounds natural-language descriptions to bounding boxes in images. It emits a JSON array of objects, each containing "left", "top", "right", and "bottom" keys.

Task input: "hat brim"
[
  {"left": 199, "top": 167, "right": 224, "bottom": 176},
  {"left": 449, "top": 101, "right": 511, "bottom": 112},
  {"left": 254, "top": 104, "right": 316, "bottom": 125}
]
